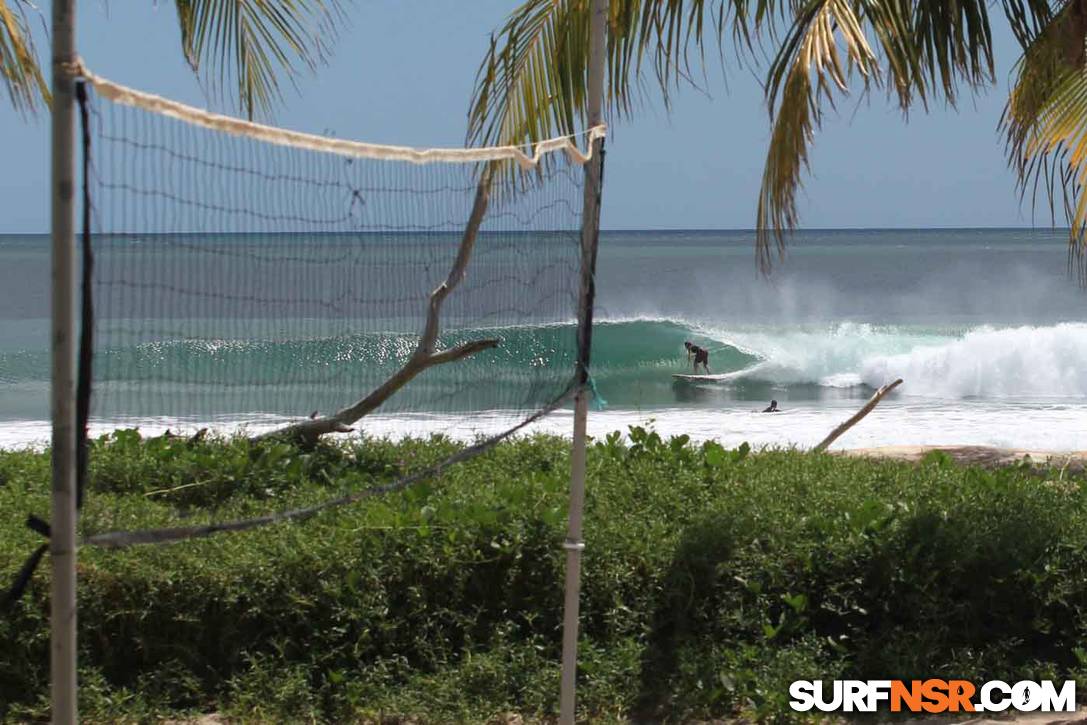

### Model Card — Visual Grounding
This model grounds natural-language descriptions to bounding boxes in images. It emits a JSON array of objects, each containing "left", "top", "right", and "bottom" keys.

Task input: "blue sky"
[{"left": 0, "top": 1, "right": 1034, "bottom": 232}]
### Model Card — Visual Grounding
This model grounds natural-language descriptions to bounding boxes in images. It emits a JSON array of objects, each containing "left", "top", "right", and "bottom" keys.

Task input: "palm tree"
[
  {"left": 468, "top": 0, "right": 781, "bottom": 151},
  {"left": 0, "top": 0, "right": 45, "bottom": 112},
  {"left": 756, "top": 0, "right": 1087, "bottom": 277},
  {"left": 0, "top": 0, "right": 344, "bottom": 118},
  {"left": 469, "top": 0, "right": 1085, "bottom": 278}
]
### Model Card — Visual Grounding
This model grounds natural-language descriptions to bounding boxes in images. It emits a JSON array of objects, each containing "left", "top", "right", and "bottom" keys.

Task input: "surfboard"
[{"left": 671, "top": 372, "right": 736, "bottom": 382}]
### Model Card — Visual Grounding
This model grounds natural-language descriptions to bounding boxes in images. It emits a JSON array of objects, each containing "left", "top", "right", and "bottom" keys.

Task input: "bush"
[{"left": 0, "top": 429, "right": 1085, "bottom": 722}]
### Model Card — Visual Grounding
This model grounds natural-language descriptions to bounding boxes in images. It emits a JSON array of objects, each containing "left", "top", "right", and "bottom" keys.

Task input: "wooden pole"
[
  {"left": 813, "top": 379, "right": 903, "bottom": 453},
  {"left": 50, "top": 0, "right": 79, "bottom": 722},
  {"left": 559, "top": 0, "right": 607, "bottom": 722}
]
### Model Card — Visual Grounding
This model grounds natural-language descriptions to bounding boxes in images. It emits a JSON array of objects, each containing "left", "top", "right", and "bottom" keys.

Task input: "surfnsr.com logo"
[{"left": 789, "top": 680, "right": 1077, "bottom": 713}]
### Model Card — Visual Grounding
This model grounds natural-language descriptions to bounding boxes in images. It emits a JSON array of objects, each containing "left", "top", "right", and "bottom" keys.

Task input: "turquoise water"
[{"left": 2, "top": 229, "right": 1086, "bottom": 448}]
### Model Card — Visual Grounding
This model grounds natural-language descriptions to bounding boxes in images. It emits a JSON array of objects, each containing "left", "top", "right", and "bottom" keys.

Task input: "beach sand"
[{"left": 840, "top": 445, "right": 1087, "bottom": 471}]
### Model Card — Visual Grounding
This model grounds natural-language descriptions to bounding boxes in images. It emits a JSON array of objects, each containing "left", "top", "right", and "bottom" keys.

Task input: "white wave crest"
[
  {"left": 703, "top": 322, "right": 1087, "bottom": 398},
  {"left": 702, "top": 322, "right": 947, "bottom": 387},
  {"left": 861, "top": 323, "right": 1087, "bottom": 398}
]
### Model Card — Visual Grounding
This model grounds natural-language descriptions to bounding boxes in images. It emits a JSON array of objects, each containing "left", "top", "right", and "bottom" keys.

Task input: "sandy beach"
[{"left": 842, "top": 445, "right": 1087, "bottom": 471}]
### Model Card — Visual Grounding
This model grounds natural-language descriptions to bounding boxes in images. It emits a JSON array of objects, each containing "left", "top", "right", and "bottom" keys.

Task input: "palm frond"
[
  {"left": 173, "top": 0, "right": 345, "bottom": 119},
  {"left": 756, "top": 0, "right": 1009, "bottom": 269},
  {"left": 1000, "top": 0, "right": 1054, "bottom": 48},
  {"left": 756, "top": 0, "right": 877, "bottom": 270},
  {"left": 469, "top": 0, "right": 585, "bottom": 155},
  {"left": 1003, "top": 1, "right": 1087, "bottom": 281},
  {"left": 468, "top": 0, "right": 789, "bottom": 151},
  {"left": 0, "top": 0, "right": 47, "bottom": 113},
  {"left": 910, "top": 0, "right": 995, "bottom": 103}
]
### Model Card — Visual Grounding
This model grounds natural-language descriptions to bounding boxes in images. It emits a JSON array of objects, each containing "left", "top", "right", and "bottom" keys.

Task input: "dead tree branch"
[
  {"left": 813, "top": 378, "right": 903, "bottom": 453},
  {"left": 259, "top": 166, "right": 497, "bottom": 446}
]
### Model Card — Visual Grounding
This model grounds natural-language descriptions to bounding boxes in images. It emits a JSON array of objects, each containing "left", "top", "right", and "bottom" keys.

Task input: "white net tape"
[{"left": 73, "top": 59, "right": 606, "bottom": 169}]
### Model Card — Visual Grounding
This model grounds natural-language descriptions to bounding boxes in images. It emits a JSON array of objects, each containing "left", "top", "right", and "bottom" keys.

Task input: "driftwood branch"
[
  {"left": 812, "top": 378, "right": 903, "bottom": 453},
  {"left": 259, "top": 167, "right": 496, "bottom": 446}
]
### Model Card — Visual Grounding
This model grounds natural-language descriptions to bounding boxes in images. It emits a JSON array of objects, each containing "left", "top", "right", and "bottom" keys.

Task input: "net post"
[
  {"left": 50, "top": 0, "right": 79, "bottom": 722},
  {"left": 560, "top": 0, "right": 608, "bottom": 721}
]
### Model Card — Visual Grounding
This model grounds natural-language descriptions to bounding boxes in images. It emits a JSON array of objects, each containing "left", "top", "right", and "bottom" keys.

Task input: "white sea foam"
[
  {"left": 860, "top": 323, "right": 1087, "bottom": 398},
  {"left": 698, "top": 321, "right": 1087, "bottom": 399},
  {"left": 2, "top": 400, "right": 1085, "bottom": 451}
]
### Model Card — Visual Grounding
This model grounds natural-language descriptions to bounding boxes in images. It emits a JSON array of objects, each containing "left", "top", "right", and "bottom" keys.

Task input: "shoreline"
[
  {"left": 4, "top": 400, "right": 1087, "bottom": 452},
  {"left": 840, "top": 445, "right": 1087, "bottom": 470},
  {"left": 3, "top": 418, "right": 1085, "bottom": 471}
]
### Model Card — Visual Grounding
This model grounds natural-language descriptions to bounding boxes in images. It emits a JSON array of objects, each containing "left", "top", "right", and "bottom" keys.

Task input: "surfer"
[
  {"left": 762, "top": 400, "right": 780, "bottom": 413},
  {"left": 684, "top": 341, "right": 710, "bottom": 374}
]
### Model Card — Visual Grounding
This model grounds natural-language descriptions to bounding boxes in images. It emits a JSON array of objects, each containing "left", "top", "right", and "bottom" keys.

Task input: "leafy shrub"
[{"left": 0, "top": 428, "right": 1084, "bottom": 721}]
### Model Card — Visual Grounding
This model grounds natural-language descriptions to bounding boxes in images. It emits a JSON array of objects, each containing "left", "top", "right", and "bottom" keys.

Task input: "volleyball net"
[
  {"left": 79, "top": 66, "right": 600, "bottom": 443},
  {"left": 7, "top": 64, "right": 602, "bottom": 591}
]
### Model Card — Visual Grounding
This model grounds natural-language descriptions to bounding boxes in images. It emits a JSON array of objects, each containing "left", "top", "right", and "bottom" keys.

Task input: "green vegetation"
[
  {"left": 2, "top": 1, "right": 349, "bottom": 119},
  {"left": 2, "top": 428, "right": 1087, "bottom": 722}
]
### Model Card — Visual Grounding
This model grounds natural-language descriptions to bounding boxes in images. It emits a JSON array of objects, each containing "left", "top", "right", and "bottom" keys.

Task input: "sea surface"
[{"left": 2, "top": 229, "right": 1086, "bottom": 450}]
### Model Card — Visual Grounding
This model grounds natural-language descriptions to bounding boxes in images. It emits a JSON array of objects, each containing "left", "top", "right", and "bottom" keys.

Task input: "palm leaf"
[
  {"left": 468, "top": 0, "right": 788, "bottom": 151},
  {"left": 469, "top": 0, "right": 583, "bottom": 156},
  {"left": 173, "top": 0, "right": 345, "bottom": 119},
  {"left": 1000, "top": 0, "right": 1054, "bottom": 48},
  {"left": 473, "top": 0, "right": 1066, "bottom": 274},
  {"left": 757, "top": 0, "right": 877, "bottom": 270},
  {"left": 756, "top": 0, "right": 1022, "bottom": 269},
  {"left": 1003, "top": 2, "right": 1087, "bottom": 281},
  {"left": 0, "top": 0, "right": 47, "bottom": 113}
]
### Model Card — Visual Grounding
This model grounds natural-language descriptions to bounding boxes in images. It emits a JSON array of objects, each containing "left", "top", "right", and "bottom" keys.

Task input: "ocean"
[{"left": 2, "top": 229, "right": 1086, "bottom": 450}]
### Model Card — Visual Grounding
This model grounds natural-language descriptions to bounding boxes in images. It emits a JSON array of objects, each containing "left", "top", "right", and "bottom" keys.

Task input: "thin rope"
[
  {"left": 81, "top": 383, "right": 577, "bottom": 550},
  {"left": 71, "top": 59, "right": 606, "bottom": 170}
]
